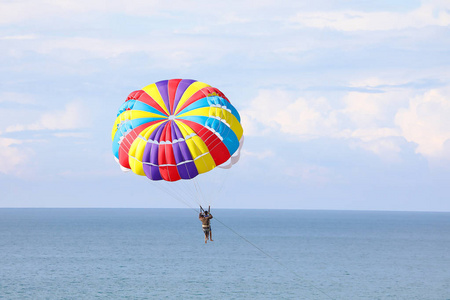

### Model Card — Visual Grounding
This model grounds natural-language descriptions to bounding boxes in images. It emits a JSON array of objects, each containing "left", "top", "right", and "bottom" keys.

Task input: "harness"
[
  {"left": 200, "top": 206, "right": 211, "bottom": 233},
  {"left": 202, "top": 225, "right": 211, "bottom": 233}
]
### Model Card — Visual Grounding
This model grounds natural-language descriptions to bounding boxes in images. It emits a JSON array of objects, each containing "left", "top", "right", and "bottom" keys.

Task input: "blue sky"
[{"left": 1, "top": 0, "right": 450, "bottom": 211}]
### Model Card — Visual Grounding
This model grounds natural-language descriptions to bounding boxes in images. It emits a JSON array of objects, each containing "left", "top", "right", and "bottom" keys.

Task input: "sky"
[{"left": 1, "top": 0, "right": 450, "bottom": 211}]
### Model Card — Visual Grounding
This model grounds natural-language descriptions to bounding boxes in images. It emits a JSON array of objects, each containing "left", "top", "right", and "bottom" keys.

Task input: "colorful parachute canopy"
[{"left": 112, "top": 79, "right": 244, "bottom": 182}]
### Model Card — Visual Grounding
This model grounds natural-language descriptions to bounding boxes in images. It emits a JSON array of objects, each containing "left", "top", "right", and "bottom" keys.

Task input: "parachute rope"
[
  {"left": 183, "top": 87, "right": 240, "bottom": 209},
  {"left": 204, "top": 100, "right": 238, "bottom": 208},
  {"left": 212, "top": 216, "right": 336, "bottom": 300},
  {"left": 194, "top": 177, "right": 208, "bottom": 206},
  {"left": 147, "top": 180, "right": 196, "bottom": 209},
  {"left": 160, "top": 189, "right": 336, "bottom": 300}
]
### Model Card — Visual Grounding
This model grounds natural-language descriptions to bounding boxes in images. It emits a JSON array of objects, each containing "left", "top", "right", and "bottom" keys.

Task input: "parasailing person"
[{"left": 199, "top": 206, "right": 213, "bottom": 243}]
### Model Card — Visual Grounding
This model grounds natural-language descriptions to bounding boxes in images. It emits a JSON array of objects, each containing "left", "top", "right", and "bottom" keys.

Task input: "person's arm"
[
  {"left": 199, "top": 213, "right": 203, "bottom": 219},
  {"left": 209, "top": 214, "right": 213, "bottom": 219}
]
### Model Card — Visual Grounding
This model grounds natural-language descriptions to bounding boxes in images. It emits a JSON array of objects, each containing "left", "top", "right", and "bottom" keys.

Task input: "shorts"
[{"left": 202, "top": 226, "right": 211, "bottom": 233}]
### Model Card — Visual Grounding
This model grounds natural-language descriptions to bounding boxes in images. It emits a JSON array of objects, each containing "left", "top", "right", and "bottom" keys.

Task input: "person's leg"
[
  {"left": 209, "top": 229, "right": 213, "bottom": 241},
  {"left": 204, "top": 231, "right": 208, "bottom": 243}
]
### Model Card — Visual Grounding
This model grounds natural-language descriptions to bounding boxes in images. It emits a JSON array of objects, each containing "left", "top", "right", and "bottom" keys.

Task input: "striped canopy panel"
[{"left": 112, "top": 79, "right": 244, "bottom": 182}]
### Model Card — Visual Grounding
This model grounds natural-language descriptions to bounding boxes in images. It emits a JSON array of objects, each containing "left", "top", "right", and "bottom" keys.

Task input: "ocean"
[{"left": 0, "top": 209, "right": 449, "bottom": 299}]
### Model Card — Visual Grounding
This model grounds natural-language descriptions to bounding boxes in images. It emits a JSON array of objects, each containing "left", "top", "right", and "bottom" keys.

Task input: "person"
[{"left": 199, "top": 206, "right": 213, "bottom": 244}]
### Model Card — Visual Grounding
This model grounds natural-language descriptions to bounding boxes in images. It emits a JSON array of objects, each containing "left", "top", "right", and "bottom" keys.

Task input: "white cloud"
[
  {"left": 5, "top": 35, "right": 226, "bottom": 70},
  {"left": 52, "top": 132, "right": 91, "bottom": 138},
  {"left": 0, "top": 0, "right": 163, "bottom": 25},
  {"left": 0, "top": 92, "right": 35, "bottom": 104},
  {"left": 58, "top": 169, "right": 118, "bottom": 178},
  {"left": 351, "top": 128, "right": 401, "bottom": 142},
  {"left": 5, "top": 1, "right": 447, "bottom": 72},
  {"left": 242, "top": 82, "right": 450, "bottom": 161},
  {"left": 34, "top": 37, "right": 138, "bottom": 59},
  {"left": 395, "top": 87, "right": 450, "bottom": 158},
  {"left": 241, "top": 149, "right": 274, "bottom": 160},
  {"left": 241, "top": 90, "right": 338, "bottom": 139},
  {"left": 0, "top": 137, "right": 31, "bottom": 175},
  {"left": 342, "top": 89, "right": 411, "bottom": 129},
  {"left": 349, "top": 136, "right": 403, "bottom": 162},
  {"left": 0, "top": 0, "right": 271, "bottom": 26},
  {"left": 5, "top": 101, "right": 89, "bottom": 133},
  {"left": 0, "top": 35, "right": 38, "bottom": 40},
  {"left": 289, "top": 2, "right": 450, "bottom": 31}
]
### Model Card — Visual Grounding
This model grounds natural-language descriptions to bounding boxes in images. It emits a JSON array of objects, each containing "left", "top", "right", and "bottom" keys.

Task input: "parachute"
[{"left": 112, "top": 79, "right": 244, "bottom": 207}]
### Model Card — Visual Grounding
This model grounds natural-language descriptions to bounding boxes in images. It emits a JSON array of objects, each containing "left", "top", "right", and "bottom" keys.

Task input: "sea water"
[{"left": 0, "top": 209, "right": 449, "bottom": 300}]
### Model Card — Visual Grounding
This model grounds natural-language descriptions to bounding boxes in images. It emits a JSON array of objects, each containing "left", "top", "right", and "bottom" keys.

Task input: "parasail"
[{"left": 112, "top": 79, "right": 244, "bottom": 192}]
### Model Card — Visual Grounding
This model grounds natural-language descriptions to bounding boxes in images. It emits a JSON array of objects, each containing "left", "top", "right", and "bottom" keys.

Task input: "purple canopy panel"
[
  {"left": 155, "top": 80, "right": 170, "bottom": 114},
  {"left": 172, "top": 121, "right": 198, "bottom": 179},
  {"left": 173, "top": 79, "right": 197, "bottom": 114},
  {"left": 142, "top": 122, "right": 166, "bottom": 181}
]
